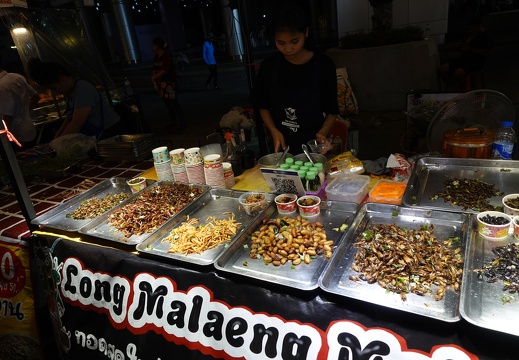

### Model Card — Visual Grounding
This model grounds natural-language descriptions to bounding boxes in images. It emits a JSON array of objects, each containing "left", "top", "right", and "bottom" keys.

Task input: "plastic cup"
[
  {"left": 238, "top": 191, "right": 268, "bottom": 216},
  {"left": 127, "top": 177, "right": 147, "bottom": 193}
]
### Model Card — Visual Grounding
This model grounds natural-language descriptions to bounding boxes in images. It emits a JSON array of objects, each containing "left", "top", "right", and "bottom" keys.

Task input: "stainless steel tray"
[
  {"left": 215, "top": 201, "right": 360, "bottom": 291},
  {"left": 136, "top": 189, "right": 276, "bottom": 266},
  {"left": 78, "top": 181, "right": 210, "bottom": 245},
  {"left": 460, "top": 218, "right": 519, "bottom": 336},
  {"left": 402, "top": 157, "right": 519, "bottom": 214},
  {"left": 318, "top": 203, "right": 470, "bottom": 322},
  {"left": 31, "top": 177, "right": 147, "bottom": 232}
]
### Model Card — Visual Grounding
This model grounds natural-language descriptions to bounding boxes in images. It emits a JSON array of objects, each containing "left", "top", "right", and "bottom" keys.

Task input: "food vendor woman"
[
  {"left": 28, "top": 58, "right": 123, "bottom": 140},
  {"left": 255, "top": 4, "right": 339, "bottom": 153}
]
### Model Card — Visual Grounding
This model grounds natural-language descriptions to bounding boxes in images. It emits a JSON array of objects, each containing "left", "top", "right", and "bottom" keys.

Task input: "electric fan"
[{"left": 426, "top": 90, "right": 516, "bottom": 153}]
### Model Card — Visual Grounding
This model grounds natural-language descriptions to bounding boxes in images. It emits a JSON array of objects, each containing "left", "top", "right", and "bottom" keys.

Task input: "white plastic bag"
[{"left": 50, "top": 134, "right": 97, "bottom": 159}]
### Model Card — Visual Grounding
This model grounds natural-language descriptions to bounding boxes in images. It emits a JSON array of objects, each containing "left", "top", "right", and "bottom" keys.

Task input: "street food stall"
[
  {"left": 1, "top": 90, "right": 519, "bottom": 359},
  {"left": 2, "top": 138, "right": 519, "bottom": 359}
]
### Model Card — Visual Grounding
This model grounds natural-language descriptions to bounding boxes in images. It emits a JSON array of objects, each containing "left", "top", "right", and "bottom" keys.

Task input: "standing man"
[
  {"left": 202, "top": 33, "right": 220, "bottom": 90},
  {"left": 0, "top": 58, "right": 40, "bottom": 150}
]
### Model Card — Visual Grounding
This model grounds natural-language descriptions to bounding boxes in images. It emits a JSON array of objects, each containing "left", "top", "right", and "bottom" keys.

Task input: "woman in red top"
[{"left": 151, "top": 37, "right": 185, "bottom": 129}]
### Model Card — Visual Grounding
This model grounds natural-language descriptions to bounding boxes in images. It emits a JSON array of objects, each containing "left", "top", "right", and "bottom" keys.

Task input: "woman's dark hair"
[
  {"left": 152, "top": 37, "right": 168, "bottom": 50},
  {"left": 27, "top": 58, "right": 71, "bottom": 85},
  {"left": 273, "top": 4, "right": 308, "bottom": 34}
]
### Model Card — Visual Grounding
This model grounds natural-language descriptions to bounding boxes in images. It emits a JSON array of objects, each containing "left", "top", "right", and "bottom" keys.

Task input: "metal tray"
[
  {"left": 318, "top": 203, "right": 470, "bottom": 322},
  {"left": 31, "top": 177, "right": 150, "bottom": 232},
  {"left": 215, "top": 200, "right": 360, "bottom": 291},
  {"left": 402, "top": 157, "right": 519, "bottom": 214},
  {"left": 136, "top": 189, "right": 276, "bottom": 266},
  {"left": 460, "top": 219, "right": 519, "bottom": 336},
  {"left": 78, "top": 181, "right": 210, "bottom": 245}
]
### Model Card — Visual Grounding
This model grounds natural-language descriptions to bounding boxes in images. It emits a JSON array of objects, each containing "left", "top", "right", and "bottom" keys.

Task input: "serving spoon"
[
  {"left": 301, "top": 144, "right": 315, "bottom": 165},
  {"left": 275, "top": 145, "right": 290, "bottom": 166}
]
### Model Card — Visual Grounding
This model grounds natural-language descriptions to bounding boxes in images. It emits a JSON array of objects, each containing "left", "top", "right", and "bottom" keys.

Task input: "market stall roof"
[{"left": 0, "top": 1, "right": 27, "bottom": 8}]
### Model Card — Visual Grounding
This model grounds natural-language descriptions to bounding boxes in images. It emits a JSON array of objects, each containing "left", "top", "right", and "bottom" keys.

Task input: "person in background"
[
  {"left": 255, "top": 4, "right": 339, "bottom": 153},
  {"left": 151, "top": 37, "right": 185, "bottom": 130},
  {"left": 27, "top": 58, "right": 124, "bottom": 140},
  {"left": 202, "top": 33, "right": 220, "bottom": 90},
  {"left": 0, "top": 57, "right": 40, "bottom": 150},
  {"left": 438, "top": 16, "right": 494, "bottom": 90}
]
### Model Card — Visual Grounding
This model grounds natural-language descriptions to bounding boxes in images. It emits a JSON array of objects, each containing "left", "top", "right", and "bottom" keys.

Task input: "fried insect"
[
  {"left": 351, "top": 223, "right": 463, "bottom": 301},
  {"left": 430, "top": 177, "right": 503, "bottom": 211},
  {"left": 108, "top": 183, "right": 204, "bottom": 238},
  {"left": 248, "top": 216, "right": 332, "bottom": 267},
  {"left": 477, "top": 242, "right": 519, "bottom": 295},
  {"left": 66, "top": 192, "right": 131, "bottom": 220}
]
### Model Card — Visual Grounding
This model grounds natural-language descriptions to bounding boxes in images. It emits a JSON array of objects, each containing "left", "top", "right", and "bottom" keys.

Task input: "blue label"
[{"left": 492, "top": 142, "right": 514, "bottom": 159}]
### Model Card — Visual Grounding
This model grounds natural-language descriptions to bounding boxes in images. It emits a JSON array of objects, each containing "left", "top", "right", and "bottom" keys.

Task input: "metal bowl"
[
  {"left": 258, "top": 152, "right": 294, "bottom": 168},
  {"left": 293, "top": 153, "right": 327, "bottom": 165},
  {"left": 293, "top": 153, "right": 329, "bottom": 174}
]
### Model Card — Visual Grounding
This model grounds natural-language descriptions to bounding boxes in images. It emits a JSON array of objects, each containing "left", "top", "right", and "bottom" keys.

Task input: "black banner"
[{"left": 32, "top": 234, "right": 518, "bottom": 360}]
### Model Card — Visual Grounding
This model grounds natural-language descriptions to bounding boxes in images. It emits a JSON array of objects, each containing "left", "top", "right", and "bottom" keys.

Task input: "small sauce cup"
[
  {"left": 127, "top": 177, "right": 147, "bottom": 194},
  {"left": 275, "top": 194, "right": 298, "bottom": 214},
  {"left": 297, "top": 195, "right": 321, "bottom": 217},
  {"left": 502, "top": 194, "right": 519, "bottom": 216},
  {"left": 477, "top": 211, "right": 511, "bottom": 239},
  {"left": 513, "top": 216, "right": 519, "bottom": 240}
]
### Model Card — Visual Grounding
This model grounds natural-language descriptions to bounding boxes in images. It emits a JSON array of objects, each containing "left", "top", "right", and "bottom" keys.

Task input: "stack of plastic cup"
[
  {"left": 184, "top": 147, "right": 205, "bottom": 184},
  {"left": 169, "top": 148, "right": 188, "bottom": 183},
  {"left": 152, "top": 146, "right": 174, "bottom": 181},
  {"left": 203, "top": 154, "right": 225, "bottom": 188},
  {"left": 223, "top": 162, "right": 235, "bottom": 189}
]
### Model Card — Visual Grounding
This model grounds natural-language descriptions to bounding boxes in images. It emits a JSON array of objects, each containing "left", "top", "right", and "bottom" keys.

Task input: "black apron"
[{"left": 270, "top": 54, "right": 323, "bottom": 151}]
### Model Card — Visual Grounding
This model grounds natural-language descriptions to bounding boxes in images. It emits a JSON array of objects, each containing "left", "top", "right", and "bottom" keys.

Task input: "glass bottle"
[
  {"left": 224, "top": 135, "right": 243, "bottom": 176},
  {"left": 124, "top": 77, "right": 133, "bottom": 96},
  {"left": 297, "top": 170, "right": 307, "bottom": 186},
  {"left": 236, "top": 128, "right": 256, "bottom": 170},
  {"left": 313, "top": 162, "right": 326, "bottom": 185},
  {"left": 306, "top": 171, "right": 321, "bottom": 192}
]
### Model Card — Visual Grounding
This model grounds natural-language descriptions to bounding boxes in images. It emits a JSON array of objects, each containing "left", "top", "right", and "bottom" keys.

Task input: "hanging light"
[{"left": 12, "top": 27, "right": 28, "bottom": 35}]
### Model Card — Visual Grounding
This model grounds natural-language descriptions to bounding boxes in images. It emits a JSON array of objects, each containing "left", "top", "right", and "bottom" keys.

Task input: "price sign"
[{"left": 0, "top": 246, "right": 26, "bottom": 298}]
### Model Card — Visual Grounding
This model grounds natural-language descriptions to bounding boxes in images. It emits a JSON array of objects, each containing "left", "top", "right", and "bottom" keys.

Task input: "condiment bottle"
[
  {"left": 223, "top": 133, "right": 243, "bottom": 176},
  {"left": 313, "top": 162, "right": 325, "bottom": 185},
  {"left": 297, "top": 170, "right": 307, "bottom": 185},
  {"left": 237, "top": 128, "right": 256, "bottom": 169},
  {"left": 306, "top": 171, "right": 320, "bottom": 192}
]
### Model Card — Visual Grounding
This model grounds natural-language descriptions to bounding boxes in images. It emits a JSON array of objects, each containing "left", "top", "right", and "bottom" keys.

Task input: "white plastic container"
[{"left": 325, "top": 174, "right": 370, "bottom": 203}]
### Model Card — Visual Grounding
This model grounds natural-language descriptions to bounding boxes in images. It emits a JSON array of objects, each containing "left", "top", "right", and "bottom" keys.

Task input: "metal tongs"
[
  {"left": 301, "top": 144, "right": 314, "bottom": 165},
  {"left": 275, "top": 145, "right": 290, "bottom": 166}
]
